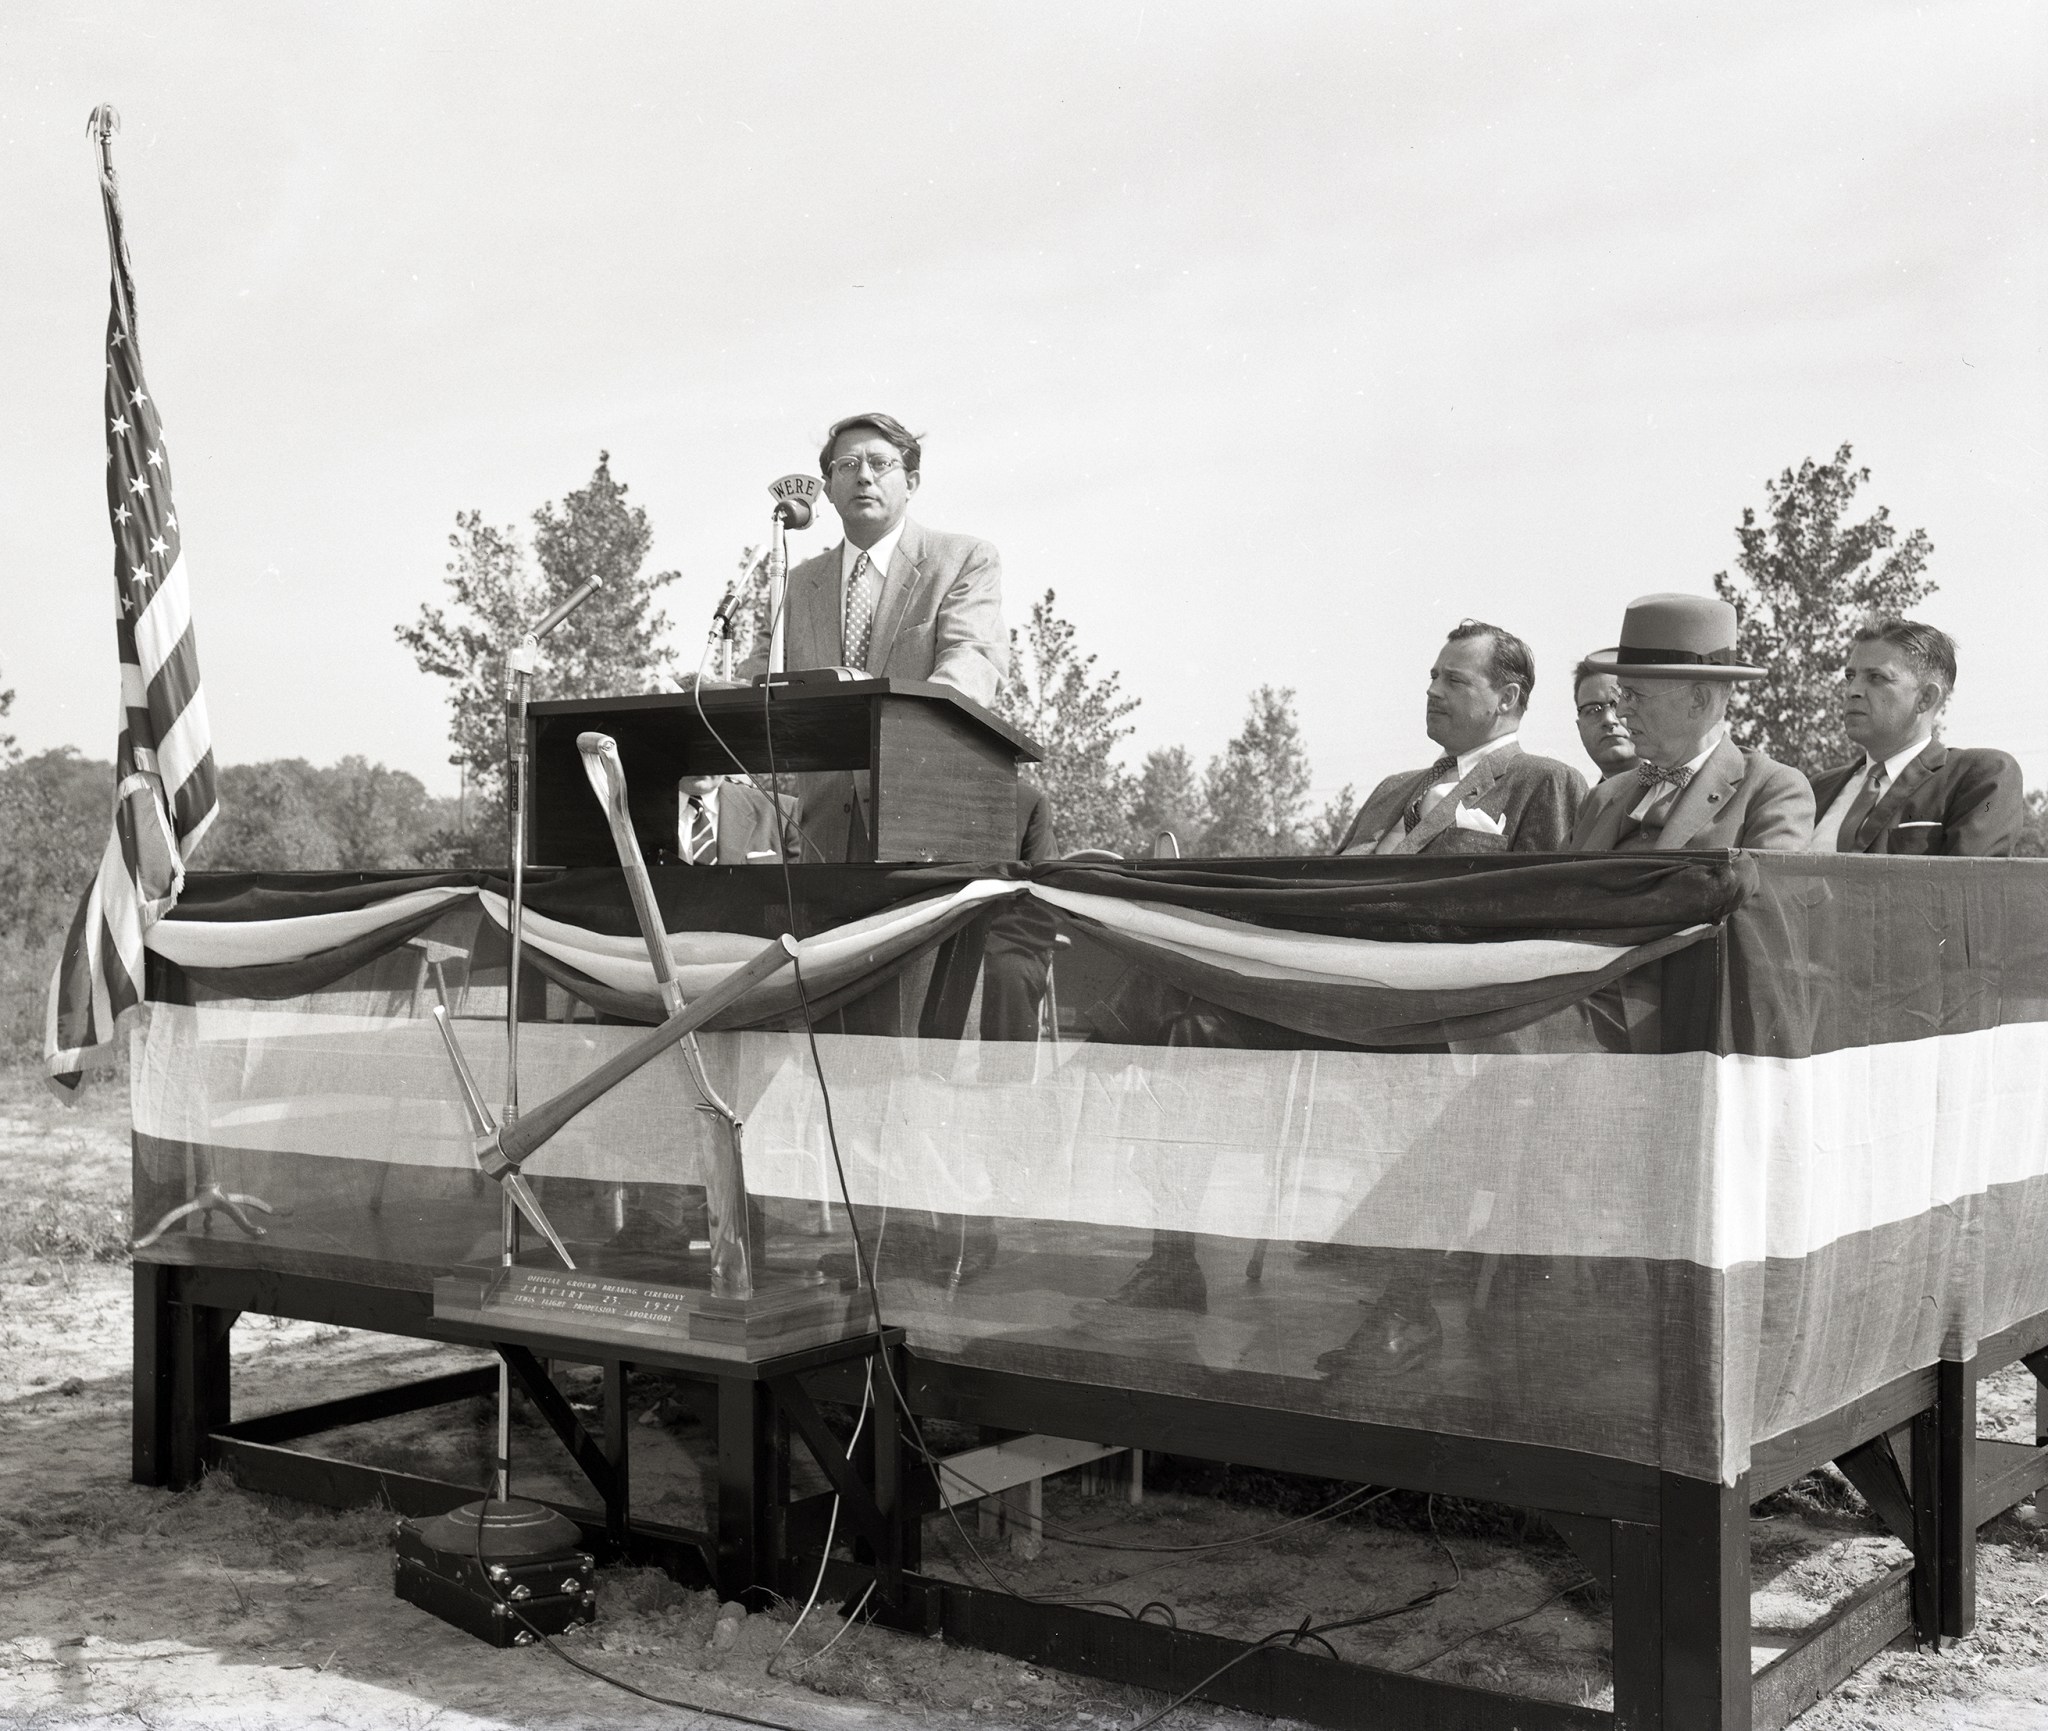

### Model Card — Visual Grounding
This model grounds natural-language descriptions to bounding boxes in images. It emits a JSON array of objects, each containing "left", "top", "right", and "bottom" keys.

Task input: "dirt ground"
[{"left": 4, "top": 1071, "right": 2047, "bottom": 1729}]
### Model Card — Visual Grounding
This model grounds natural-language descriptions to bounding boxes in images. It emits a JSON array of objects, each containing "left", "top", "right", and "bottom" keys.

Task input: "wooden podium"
[{"left": 525, "top": 677, "right": 1042, "bottom": 868}]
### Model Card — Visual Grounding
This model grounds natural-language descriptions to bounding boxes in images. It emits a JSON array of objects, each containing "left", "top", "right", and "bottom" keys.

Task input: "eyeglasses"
[
  {"left": 827, "top": 453, "right": 904, "bottom": 481},
  {"left": 1577, "top": 700, "right": 1624, "bottom": 720}
]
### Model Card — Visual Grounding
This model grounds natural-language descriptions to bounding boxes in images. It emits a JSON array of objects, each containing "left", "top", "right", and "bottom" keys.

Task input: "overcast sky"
[{"left": 2, "top": 3, "right": 2041, "bottom": 809}]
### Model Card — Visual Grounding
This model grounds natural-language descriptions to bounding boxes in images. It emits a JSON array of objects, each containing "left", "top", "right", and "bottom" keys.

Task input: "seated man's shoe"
[
  {"left": 1106, "top": 1253, "right": 1208, "bottom": 1315},
  {"left": 1315, "top": 1298, "right": 1443, "bottom": 1379}
]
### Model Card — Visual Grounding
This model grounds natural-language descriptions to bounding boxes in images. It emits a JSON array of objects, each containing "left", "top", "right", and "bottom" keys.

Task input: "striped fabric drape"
[{"left": 45, "top": 134, "right": 218, "bottom": 1092}]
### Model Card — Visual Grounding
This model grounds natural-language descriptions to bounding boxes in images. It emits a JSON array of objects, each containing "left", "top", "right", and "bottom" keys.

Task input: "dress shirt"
[
  {"left": 1417, "top": 731, "right": 1520, "bottom": 819},
  {"left": 1806, "top": 736, "right": 1934, "bottom": 852},
  {"left": 839, "top": 523, "right": 907, "bottom": 653},
  {"left": 1627, "top": 724, "right": 1726, "bottom": 824},
  {"left": 678, "top": 781, "right": 720, "bottom": 858}
]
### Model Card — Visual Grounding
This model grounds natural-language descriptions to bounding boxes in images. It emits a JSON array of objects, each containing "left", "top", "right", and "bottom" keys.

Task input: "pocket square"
[
  {"left": 1452, "top": 803, "right": 1508, "bottom": 836},
  {"left": 1890, "top": 821, "right": 1941, "bottom": 830},
  {"left": 745, "top": 849, "right": 780, "bottom": 860}
]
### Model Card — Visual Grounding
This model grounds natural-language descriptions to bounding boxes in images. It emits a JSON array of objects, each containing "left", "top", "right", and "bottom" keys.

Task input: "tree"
[
  {"left": 309, "top": 757, "right": 435, "bottom": 870},
  {"left": 0, "top": 666, "right": 17, "bottom": 765},
  {"left": 396, "top": 453, "right": 681, "bottom": 845},
  {"left": 199, "top": 762, "right": 342, "bottom": 871},
  {"left": 1200, "top": 686, "right": 1314, "bottom": 856},
  {"left": 995, "top": 590, "right": 1140, "bottom": 853},
  {"left": 1307, "top": 785, "right": 1358, "bottom": 854},
  {"left": 1123, "top": 745, "right": 1208, "bottom": 856},
  {"left": 2017, "top": 790, "right": 2048, "bottom": 859},
  {"left": 0, "top": 747, "right": 116, "bottom": 1062},
  {"left": 1712, "top": 443, "right": 1935, "bottom": 775}
]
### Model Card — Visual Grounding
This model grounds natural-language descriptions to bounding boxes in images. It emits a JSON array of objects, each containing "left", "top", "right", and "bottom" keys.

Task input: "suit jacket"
[
  {"left": 1807, "top": 741, "right": 2025, "bottom": 857},
  {"left": 783, "top": 517, "right": 1007, "bottom": 706},
  {"left": 1570, "top": 737, "right": 1813, "bottom": 852},
  {"left": 1335, "top": 742, "right": 1584, "bottom": 857},
  {"left": 778, "top": 517, "right": 1008, "bottom": 861},
  {"left": 655, "top": 780, "right": 802, "bottom": 866}
]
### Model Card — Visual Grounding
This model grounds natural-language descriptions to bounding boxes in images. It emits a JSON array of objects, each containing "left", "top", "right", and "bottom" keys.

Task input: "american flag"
[{"left": 46, "top": 109, "right": 218, "bottom": 1092}]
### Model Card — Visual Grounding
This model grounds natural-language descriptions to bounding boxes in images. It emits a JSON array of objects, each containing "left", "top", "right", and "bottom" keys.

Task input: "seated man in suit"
[
  {"left": 1572, "top": 660, "right": 1638, "bottom": 782},
  {"left": 666, "top": 774, "right": 801, "bottom": 865},
  {"left": 1807, "top": 618, "right": 2024, "bottom": 856},
  {"left": 1335, "top": 619, "right": 1583, "bottom": 855},
  {"left": 772, "top": 411, "right": 1009, "bottom": 864},
  {"left": 1570, "top": 595, "right": 1813, "bottom": 851}
]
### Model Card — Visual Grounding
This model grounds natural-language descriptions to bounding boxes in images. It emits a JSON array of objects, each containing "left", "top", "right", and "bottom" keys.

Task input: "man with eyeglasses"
[
  {"left": 1571, "top": 661, "right": 1638, "bottom": 782},
  {"left": 1569, "top": 594, "right": 1812, "bottom": 851},
  {"left": 772, "top": 411, "right": 1008, "bottom": 861}
]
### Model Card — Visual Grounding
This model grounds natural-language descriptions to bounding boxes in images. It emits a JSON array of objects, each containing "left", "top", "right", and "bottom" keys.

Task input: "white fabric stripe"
[
  {"left": 153, "top": 682, "right": 211, "bottom": 804},
  {"left": 120, "top": 657, "right": 147, "bottom": 712},
  {"left": 132, "top": 553, "right": 191, "bottom": 679},
  {"left": 97, "top": 832, "right": 147, "bottom": 985},
  {"left": 128, "top": 1008, "right": 2048, "bottom": 1271},
  {"left": 144, "top": 886, "right": 473, "bottom": 968},
  {"left": 474, "top": 878, "right": 1017, "bottom": 1002},
  {"left": 137, "top": 876, "right": 1653, "bottom": 1001},
  {"left": 1033, "top": 886, "right": 1649, "bottom": 989}
]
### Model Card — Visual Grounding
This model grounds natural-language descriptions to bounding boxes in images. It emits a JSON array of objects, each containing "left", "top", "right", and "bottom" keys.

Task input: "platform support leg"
[
  {"left": 1936, "top": 1357, "right": 1975, "bottom": 1638},
  {"left": 1909, "top": 1399, "right": 1942, "bottom": 1647},
  {"left": 132, "top": 1264, "right": 176, "bottom": 1487},
  {"left": 715, "top": 1375, "right": 784, "bottom": 1603},
  {"left": 165, "top": 1293, "right": 234, "bottom": 1491},
  {"left": 603, "top": 1360, "right": 631, "bottom": 1551},
  {"left": 1659, "top": 1471, "right": 1750, "bottom": 1731},
  {"left": 1612, "top": 1519, "right": 1662, "bottom": 1731}
]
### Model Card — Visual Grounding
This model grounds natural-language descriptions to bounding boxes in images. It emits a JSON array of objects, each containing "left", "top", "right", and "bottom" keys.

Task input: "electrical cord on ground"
[
  {"left": 767, "top": 1363, "right": 873, "bottom": 1677},
  {"left": 1397, "top": 1574, "right": 1599, "bottom": 1676},
  {"left": 1119, "top": 1581, "right": 1460, "bottom": 1731}
]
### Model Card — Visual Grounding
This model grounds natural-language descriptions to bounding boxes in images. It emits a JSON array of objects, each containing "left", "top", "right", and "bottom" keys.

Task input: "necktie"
[
  {"left": 1403, "top": 755, "right": 1460, "bottom": 832},
  {"left": 844, "top": 550, "right": 877, "bottom": 670},
  {"left": 1834, "top": 763, "right": 1889, "bottom": 853},
  {"left": 684, "top": 796, "right": 715, "bottom": 865}
]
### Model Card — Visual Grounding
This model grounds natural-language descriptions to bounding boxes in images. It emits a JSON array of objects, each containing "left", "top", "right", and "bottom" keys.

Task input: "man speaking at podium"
[{"left": 774, "top": 412, "right": 1009, "bottom": 862}]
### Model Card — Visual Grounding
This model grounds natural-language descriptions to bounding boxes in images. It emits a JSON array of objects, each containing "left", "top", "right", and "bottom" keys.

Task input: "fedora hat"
[{"left": 1579, "top": 593, "right": 1764, "bottom": 682}]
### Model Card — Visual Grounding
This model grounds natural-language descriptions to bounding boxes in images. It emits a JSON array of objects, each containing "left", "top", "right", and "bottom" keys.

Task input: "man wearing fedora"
[
  {"left": 1336, "top": 619, "right": 1583, "bottom": 857},
  {"left": 1570, "top": 594, "right": 1813, "bottom": 852},
  {"left": 1806, "top": 619, "right": 2024, "bottom": 856}
]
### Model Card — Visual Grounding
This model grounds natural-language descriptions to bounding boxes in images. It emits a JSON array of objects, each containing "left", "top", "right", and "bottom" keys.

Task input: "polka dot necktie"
[
  {"left": 1404, "top": 755, "right": 1459, "bottom": 832},
  {"left": 843, "top": 550, "right": 877, "bottom": 670},
  {"left": 683, "top": 796, "right": 715, "bottom": 866}
]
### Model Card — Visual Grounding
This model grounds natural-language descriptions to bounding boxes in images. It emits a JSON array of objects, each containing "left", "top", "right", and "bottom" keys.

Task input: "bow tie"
[{"left": 1636, "top": 761, "right": 1693, "bottom": 792}]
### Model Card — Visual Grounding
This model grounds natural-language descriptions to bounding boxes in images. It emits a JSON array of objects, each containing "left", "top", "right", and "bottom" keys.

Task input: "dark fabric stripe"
[
  {"left": 145, "top": 619, "right": 201, "bottom": 731},
  {"left": 1725, "top": 854, "right": 2048, "bottom": 1056},
  {"left": 1033, "top": 853, "right": 1754, "bottom": 943},
  {"left": 171, "top": 749, "right": 218, "bottom": 837},
  {"left": 135, "top": 1136, "right": 2048, "bottom": 1484}
]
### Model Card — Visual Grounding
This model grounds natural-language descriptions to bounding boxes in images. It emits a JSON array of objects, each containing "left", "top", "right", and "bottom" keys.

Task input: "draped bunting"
[{"left": 125, "top": 853, "right": 2048, "bottom": 1484}]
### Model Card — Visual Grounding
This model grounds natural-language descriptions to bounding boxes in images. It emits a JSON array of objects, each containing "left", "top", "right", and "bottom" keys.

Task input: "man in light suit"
[
  {"left": 661, "top": 775, "right": 802, "bottom": 866},
  {"left": 1806, "top": 619, "right": 2024, "bottom": 857},
  {"left": 778, "top": 412, "right": 1008, "bottom": 862},
  {"left": 1569, "top": 594, "right": 1813, "bottom": 852},
  {"left": 1335, "top": 620, "right": 1582, "bottom": 857}
]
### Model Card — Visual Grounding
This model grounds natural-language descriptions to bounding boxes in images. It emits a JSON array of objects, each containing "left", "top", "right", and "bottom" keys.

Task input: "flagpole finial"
[{"left": 88, "top": 104, "right": 120, "bottom": 174}]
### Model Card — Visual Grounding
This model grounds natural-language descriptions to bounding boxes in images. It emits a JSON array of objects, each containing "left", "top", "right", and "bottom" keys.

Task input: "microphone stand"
[{"left": 493, "top": 572, "right": 601, "bottom": 1502}]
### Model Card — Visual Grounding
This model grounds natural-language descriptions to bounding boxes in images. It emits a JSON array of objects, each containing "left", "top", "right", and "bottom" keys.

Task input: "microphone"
[
  {"left": 768, "top": 473, "right": 820, "bottom": 530},
  {"left": 711, "top": 577, "right": 742, "bottom": 626},
  {"left": 762, "top": 475, "right": 819, "bottom": 678}
]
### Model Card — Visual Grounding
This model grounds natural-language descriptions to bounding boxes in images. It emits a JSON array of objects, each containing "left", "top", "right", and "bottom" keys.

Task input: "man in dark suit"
[
  {"left": 981, "top": 779, "right": 1057, "bottom": 1041},
  {"left": 1335, "top": 620, "right": 1582, "bottom": 855},
  {"left": 663, "top": 774, "right": 802, "bottom": 866},
  {"left": 1570, "top": 595, "right": 1813, "bottom": 851},
  {"left": 1572, "top": 662, "right": 1638, "bottom": 781},
  {"left": 774, "top": 412, "right": 1008, "bottom": 862},
  {"left": 1806, "top": 619, "right": 2024, "bottom": 856}
]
